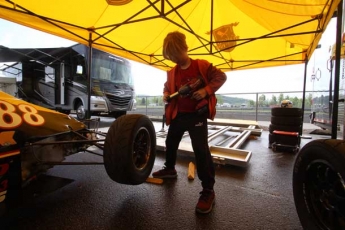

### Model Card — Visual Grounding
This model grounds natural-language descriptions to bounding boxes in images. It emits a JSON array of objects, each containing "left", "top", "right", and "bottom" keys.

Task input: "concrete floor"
[{"left": 1, "top": 118, "right": 330, "bottom": 230}]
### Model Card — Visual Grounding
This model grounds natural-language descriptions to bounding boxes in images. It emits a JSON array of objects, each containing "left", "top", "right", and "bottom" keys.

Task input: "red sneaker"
[
  {"left": 152, "top": 167, "right": 177, "bottom": 179},
  {"left": 195, "top": 189, "right": 215, "bottom": 214}
]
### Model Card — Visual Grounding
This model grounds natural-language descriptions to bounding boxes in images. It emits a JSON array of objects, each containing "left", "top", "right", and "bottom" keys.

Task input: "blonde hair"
[{"left": 162, "top": 31, "right": 188, "bottom": 61}]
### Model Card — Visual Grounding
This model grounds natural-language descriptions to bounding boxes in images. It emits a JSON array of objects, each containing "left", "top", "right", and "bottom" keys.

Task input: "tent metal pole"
[
  {"left": 301, "top": 58, "right": 308, "bottom": 135},
  {"left": 332, "top": 0, "right": 343, "bottom": 139},
  {"left": 210, "top": 0, "right": 214, "bottom": 54},
  {"left": 87, "top": 33, "right": 93, "bottom": 121}
]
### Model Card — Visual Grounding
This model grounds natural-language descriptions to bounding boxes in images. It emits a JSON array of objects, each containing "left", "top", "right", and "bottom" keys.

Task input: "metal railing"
[{"left": 131, "top": 90, "right": 331, "bottom": 123}]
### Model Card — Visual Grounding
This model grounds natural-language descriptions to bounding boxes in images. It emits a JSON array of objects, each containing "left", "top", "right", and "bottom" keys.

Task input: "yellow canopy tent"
[{"left": 0, "top": 0, "right": 340, "bottom": 72}]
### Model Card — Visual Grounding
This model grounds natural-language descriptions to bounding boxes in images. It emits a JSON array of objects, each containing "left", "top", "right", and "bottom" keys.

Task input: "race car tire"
[
  {"left": 271, "top": 116, "right": 302, "bottom": 126},
  {"left": 268, "top": 133, "right": 276, "bottom": 148},
  {"left": 104, "top": 114, "right": 156, "bottom": 185},
  {"left": 271, "top": 107, "right": 303, "bottom": 117},
  {"left": 293, "top": 139, "right": 345, "bottom": 230}
]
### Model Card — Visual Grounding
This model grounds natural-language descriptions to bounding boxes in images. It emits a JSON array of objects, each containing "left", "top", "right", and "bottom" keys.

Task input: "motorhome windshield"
[{"left": 91, "top": 49, "right": 133, "bottom": 87}]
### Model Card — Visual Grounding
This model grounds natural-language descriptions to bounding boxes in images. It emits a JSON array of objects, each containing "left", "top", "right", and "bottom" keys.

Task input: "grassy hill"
[
  {"left": 218, "top": 95, "right": 249, "bottom": 106},
  {"left": 136, "top": 94, "right": 251, "bottom": 107}
]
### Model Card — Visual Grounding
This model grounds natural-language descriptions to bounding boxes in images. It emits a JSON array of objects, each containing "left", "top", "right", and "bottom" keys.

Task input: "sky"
[{"left": 0, "top": 18, "right": 338, "bottom": 98}]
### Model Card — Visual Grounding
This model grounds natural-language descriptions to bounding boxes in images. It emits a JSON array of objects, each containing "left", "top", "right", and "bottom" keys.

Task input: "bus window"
[
  {"left": 100, "top": 66, "right": 111, "bottom": 81},
  {"left": 76, "top": 65, "right": 83, "bottom": 74},
  {"left": 45, "top": 66, "right": 55, "bottom": 83}
]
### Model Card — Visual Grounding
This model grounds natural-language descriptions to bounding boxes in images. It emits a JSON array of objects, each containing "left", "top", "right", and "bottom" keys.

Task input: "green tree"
[
  {"left": 291, "top": 96, "right": 299, "bottom": 107},
  {"left": 150, "top": 97, "right": 157, "bottom": 105},
  {"left": 306, "top": 93, "right": 313, "bottom": 108},
  {"left": 298, "top": 98, "right": 303, "bottom": 108},
  {"left": 259, "top": 94, "right": 266, "bottom": 107},
  {"left": 141, "top": 97, "right": 146, "bottom": 105},
  {"left": 269, "top": 95, "right": 277, "bottom": 106},
  {"left": 320, "top": 95, "right": 325, "bottom": 104},
  {"left": 248, "top": 100, "right": 255, "bottom": 107},
  {"left": 216, "top": 95, "right": 223, "bottom": 104},
  {"left": 158, "top": 96, "right": 164, "bottom": 106},
  {"left": 278, "top": 93, "right": 284, "bottom": 104}
]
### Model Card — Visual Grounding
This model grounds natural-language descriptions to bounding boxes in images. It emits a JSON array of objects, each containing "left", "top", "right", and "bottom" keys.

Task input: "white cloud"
[
  {"left": 129, "top": 60, "right": 166, "bottom": 96},
  {"left": 0, "top": 19, "right": 76, "bottom": 48}
]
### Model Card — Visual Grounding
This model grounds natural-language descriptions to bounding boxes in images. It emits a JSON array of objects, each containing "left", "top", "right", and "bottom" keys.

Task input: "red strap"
[{"left": 273, "top": 130, "right": 299, "bottom": 136}]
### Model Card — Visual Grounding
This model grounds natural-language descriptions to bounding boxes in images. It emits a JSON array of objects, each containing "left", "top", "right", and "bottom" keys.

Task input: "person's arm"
[
  {"left": 163, "top": 74, "right": 171, "bottom": 103},
  {"left": 192, "top": 62, "right": 227, "bottom": 100},
  {"left": 203, "top": 64, "right": 227, "bottom": 95}
]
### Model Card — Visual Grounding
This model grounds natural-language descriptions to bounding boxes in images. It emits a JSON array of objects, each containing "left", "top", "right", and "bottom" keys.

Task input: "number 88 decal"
[{"left": 0, "top": 100, "right": 45, "bottom": 129}]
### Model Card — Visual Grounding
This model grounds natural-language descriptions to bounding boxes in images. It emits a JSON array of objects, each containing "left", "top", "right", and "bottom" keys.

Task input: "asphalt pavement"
[{"left": 1, "top": 117, "right": 331, "bottom": 230}]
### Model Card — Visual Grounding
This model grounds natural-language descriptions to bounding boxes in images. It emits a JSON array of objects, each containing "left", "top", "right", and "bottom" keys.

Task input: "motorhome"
[
  {"left": 310, "top": 41, "right": 345, "bottom": 133},
  {"left": 0, "top": 44, "right": 136, "bottom": 119}
]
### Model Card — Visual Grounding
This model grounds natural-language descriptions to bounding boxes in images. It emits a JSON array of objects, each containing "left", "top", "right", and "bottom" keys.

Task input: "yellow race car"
[{"left": 0, "top": 91, "right": 156, "bottom": 215}]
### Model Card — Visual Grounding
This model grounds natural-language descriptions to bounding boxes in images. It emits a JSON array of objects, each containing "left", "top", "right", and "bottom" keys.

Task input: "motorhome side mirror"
[{"left": 76, "top": 65, "right": 83, "bottom": 74}]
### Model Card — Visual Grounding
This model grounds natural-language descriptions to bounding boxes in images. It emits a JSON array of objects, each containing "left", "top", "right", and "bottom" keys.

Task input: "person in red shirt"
[{"left": 152, "top": 31, "right": 227, "bottom": 214}]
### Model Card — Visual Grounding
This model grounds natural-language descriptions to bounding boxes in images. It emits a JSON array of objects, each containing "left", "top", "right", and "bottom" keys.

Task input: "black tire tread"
[
  {"left": 271, "top": 116, "right": 302, "bottom": 126},
  {"left": 104, "top": 114, "right": 156, "bottom": 185},
  {"left": 271, "top": 107, "right": 303, "bottom": 117},
  {"left": 293, "top": 139, "right": 345, "bottom": 229}
]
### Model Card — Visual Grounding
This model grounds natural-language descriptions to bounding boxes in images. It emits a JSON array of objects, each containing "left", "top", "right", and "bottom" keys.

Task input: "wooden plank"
[
  {"left": 146, "top": 177, "right": 164, "bottom": 184},
  {"left": 187, "top": 162, "right": 195, "bottom": 180}
]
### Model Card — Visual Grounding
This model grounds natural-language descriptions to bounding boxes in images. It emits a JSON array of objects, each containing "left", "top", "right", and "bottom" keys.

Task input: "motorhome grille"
[{"left": 106, "top": 93, "right": 131, "bottom": 107}]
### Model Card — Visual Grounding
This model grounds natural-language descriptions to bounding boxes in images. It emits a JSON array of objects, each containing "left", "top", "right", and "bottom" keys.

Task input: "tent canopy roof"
[
  {"left": 0, "top": 0, "right": 340, "bottom": 72},
  {"left": 0, "top": 45, "right": 71, "bottom": 63}
]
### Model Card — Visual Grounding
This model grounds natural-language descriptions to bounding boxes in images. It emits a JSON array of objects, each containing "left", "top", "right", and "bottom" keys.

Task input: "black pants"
[{"left": 165, "top": 112, "right": 215, "bottom": 190}]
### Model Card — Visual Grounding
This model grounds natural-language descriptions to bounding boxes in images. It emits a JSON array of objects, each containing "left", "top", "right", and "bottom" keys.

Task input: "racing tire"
[
  {"left": 104, "top": 114, "right": 156, "bottom": 185},
  {"left": 268, "top": 133, "right": 275, "bottom": 148},
  {"left": 293, "top": 139, "right": 345, "bottom": 230},
  {"left": 271, "top": 116, "right": 302, "bottom": 126},
  {"left": 271, "top": 107, "right": 303, "bottom": 117}
]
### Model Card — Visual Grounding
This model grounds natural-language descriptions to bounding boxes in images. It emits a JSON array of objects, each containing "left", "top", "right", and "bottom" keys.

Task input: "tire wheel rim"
[
  {"left": 133, "top": 127, "right": 151, "bottom": 170},
  {"left": 305, "top": 161, "right": 345, "bottom": 229},
  {"left": 77, "top": 105, "right": 85, "bottom": 120}
]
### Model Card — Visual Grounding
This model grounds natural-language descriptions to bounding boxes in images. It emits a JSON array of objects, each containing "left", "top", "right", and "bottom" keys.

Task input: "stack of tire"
[{"left": 268, "top": 107, "right": 303, "bottom": 152}]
